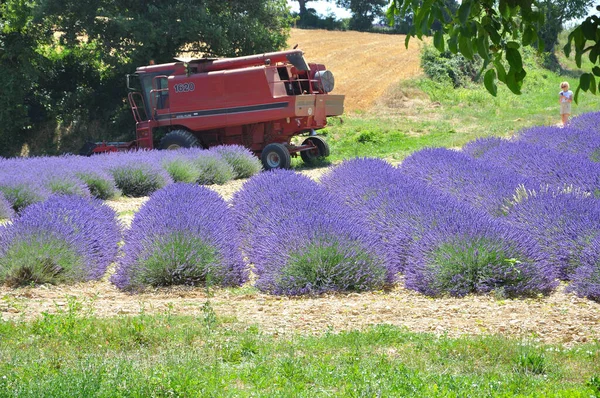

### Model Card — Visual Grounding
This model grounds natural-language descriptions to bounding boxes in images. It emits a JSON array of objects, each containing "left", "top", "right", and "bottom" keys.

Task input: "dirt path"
[
  {"left": 1, "top": 280, "right": 598, "bottom": 346},
  {"left": 1, "top": 166, "right": 599, "bottom": 346}
]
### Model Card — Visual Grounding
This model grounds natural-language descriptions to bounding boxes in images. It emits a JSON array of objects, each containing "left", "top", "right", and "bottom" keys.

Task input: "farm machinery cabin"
[{"left": 85, "top": 49, "right": 344, "bottom": 170}]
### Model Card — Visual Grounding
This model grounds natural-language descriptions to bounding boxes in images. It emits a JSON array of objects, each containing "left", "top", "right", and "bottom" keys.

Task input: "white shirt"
[{"left": 559, "top": 90, "right": 573, "bottom": 102}]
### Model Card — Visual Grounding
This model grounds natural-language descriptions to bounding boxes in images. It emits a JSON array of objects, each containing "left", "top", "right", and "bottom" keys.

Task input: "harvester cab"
[{"left": 85, "top": 49, "right": 345, "bottom": 170}]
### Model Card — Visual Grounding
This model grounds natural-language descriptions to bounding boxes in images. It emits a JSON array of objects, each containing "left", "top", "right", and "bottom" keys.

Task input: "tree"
[
  {"left": 537, "top": 0, "right": 594, "bottom": 53},
  {"left": 336, "top": 0, "right": 388, "bottom": 31},
  {"left": 0, "top": 0, "right": 291, "bottom": 157},
  {"left": 387, "top": 0, "right": 600, "bottom": 101}
]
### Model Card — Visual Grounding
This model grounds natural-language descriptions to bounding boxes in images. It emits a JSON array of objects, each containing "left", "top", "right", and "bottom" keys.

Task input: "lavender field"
[{"left": 1, "top": 113, "right": 600, "bottom": 304}]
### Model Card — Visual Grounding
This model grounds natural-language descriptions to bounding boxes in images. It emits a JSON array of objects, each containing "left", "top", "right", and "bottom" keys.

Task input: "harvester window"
[{"left": 277, "top": 67, "right": 301, "bottom": 96}]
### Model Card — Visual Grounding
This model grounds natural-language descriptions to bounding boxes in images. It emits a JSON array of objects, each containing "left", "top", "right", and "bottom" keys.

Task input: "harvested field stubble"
[{"left": 288, "top": 29, "right": 425, "bottom": 112}]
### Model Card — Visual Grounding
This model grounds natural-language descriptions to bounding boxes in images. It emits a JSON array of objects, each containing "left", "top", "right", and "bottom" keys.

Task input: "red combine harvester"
[{"left": 84, "top": 49, "right": 344, "bottom": 169}]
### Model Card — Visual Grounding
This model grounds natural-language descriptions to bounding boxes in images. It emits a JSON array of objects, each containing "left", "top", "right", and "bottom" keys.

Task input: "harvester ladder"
[{"left": 128, "top": 92, "right": 146, "bottom": 123}]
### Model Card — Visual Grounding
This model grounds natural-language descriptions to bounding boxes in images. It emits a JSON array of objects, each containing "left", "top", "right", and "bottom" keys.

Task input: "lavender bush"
[
  {"left": 191, "top": 152, "right": 234, "bottom": 185},
  {"left": 0, "top": 174, "right": 51, "bottom": 213},
  {"left": 162, "top": 157, "right": 202, "bottom": 183},
  {"left": 463, "top": 137, "right": 600, "bottom": 195},
  {"left": 320, "top": 157, "right": 399, "bottom": 208},
  {"left": 567, "top": 236, "right": 600, "bottom": 302},
  {"left": 0, "top": 192, "right": 14, "bottom": 220},
  {"left": 568, "top": 111, "right": 600, "bottom": 134},
  {"left": 112, "top": 183, "right": 247, "bottom": 291},
  {"left": 107, "top": 158, "right": 172, "bottom": 197},
  {"left": 399, "top": 148, "right": 534, "bottom": 216},
  {"left": 232, "top": 170, "right": 389, "bottom": 295},
  {"left": 0, "top": 195, "right": 121, "bottom": 286},
  {"left": 210, "top": 145, "right": 262, "bottom": 179},
  {"left": 516, "top": 125, "right": 600, "bottom": 162},
  {"left": 504, "top": 188, "right": 600, "bottom": 280},
  {"left": 404, "top": 212, "right": 558, "bottom": 298}
]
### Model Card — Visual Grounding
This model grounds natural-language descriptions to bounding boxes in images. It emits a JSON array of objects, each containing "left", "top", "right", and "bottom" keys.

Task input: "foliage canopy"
[{"left": 387, "top": 0, "right": 600, "bottom": 101}]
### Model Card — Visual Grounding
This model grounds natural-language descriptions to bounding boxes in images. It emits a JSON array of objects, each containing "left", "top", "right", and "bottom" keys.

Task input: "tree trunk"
[{"left": 298, "top": 0, "right": 308, "bottom": 16}]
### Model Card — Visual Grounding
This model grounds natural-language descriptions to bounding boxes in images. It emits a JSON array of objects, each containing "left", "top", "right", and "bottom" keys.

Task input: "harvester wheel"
[
  {"left": 159, "top": 129, "right": 199, "bottom": 150},
  {"left": 261, "top": 143, "right": 291, "bottom": 170},
  {"left": 300, "top": 136, "right": 330, "bottom": 165}
]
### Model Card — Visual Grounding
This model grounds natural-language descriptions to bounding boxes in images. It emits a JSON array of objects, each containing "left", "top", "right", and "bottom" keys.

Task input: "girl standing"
[{"left": 559, "top": 81, "right": 573, "bottom": 126}]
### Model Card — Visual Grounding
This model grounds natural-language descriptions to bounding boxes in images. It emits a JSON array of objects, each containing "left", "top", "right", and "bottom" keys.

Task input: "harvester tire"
[
  {"left": 300, "top": 136, "right": 330, "bottom": 165},
  {"left": 159, "top": 129, "right": 199, "bottom": 150},
  {"left": 261, "top": 143, "right": 291, "bottom": 170}
]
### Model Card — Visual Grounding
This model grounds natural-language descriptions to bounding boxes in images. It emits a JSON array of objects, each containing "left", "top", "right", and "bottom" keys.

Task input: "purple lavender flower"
[
  {"left": 232, "top": 169, "right": 389, "bottom": 295},
  {"left": 320, "top": 157, "right": 399, "bottom": 208},
  {"left": 91, "top": 151, "right": 173, "bottom": 197},
  {"left": 463, "top": 137, "right": 600, "bottom": 194},
  {"left": 210, "top": 145, "right": 262, "bottom": 179},
  {"left": 112, "top": 183, "right": 247, "bottom": 291},
  {"left": 504, "top": 188, "right": 600, "bottom": 280},
  {"left": 0, "top": 195, "right": 121, "bottom": 286},
  {"left": 567, "top": 236, "right": 600, "bottom": 302},
  {"left": 0, "top": 192, "right": 14, "bottom": 220},
  {"left": 0, "top": 173, "right": 51, "bottom": 213},
  {"left": 404, "top": 211, "right": 558, "bottom": 298},
  {"left": 568, "top": 111, "right": 600, "bottom": 134},
  {"left": 516, "top": 125, "right": 600, "bottom": 162},
  {"left": 399, "top": 148, "right": 534, "bottom": 216}
]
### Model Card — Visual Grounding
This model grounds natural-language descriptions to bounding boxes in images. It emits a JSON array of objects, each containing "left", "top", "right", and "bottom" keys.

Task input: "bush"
[
  {"left": 462, "top": 137, "right": 600, "bottom": 195},
  {"left": 0, "top": 195, "right": 121, "bottom": 286},
  {"left": 405, "top": 215, "right": 558, "bottom": 298},
  {"left": 516, "top": 125, "right": 600, "bottom": 163},
  {"left": 162, "top": 157, "right": 202, "bottom": 183},
  {"left": 108, "top": 161, "right": 172, "bottom": 197},
  {"left": 0, "top": 192, "right": 14, "bottom": 220},
  {"left": 210, "top": 145, "right": 262, "bottom": 179},
  {"left": 568, "top": 111, "right": 600, "bottom": 135},
  {"left": 0, "top": 176, "right": 51, "bottom": 213},
  {"left": 568, "top": 237, "right": 600, "bottom": 302},
  {"left": 320, "top": 157, "right": 399, "bottom": 208},
  {"left": 112, "top": 183, "right": 247, "bottom": 291},
  {"left": 191, "top": 152, "right": 234, "bottom": 185},
  {"left": 399, "top": 148, "right": 534, "bottom": 216},
  {"left": 420, "top": 44, "right": 483, "bottom": 88},
  {"left": 75, "top": 170, "right": 121, "bottom": 200},
  {"left": 232, "top": 170, "right": 389, "bottom": 295},
  {"left": 505, "top": 188, "right": 600, "bottom": 280}
]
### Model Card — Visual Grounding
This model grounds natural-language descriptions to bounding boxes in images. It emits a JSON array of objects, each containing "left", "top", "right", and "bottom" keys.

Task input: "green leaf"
[
  {"left": 405, "top": 34, "right": 411, "bottom": 49},
  {"left": 590, "top": 75, "right": 597, "bottom": 95},
  {"left": 580, "top": 73, "right": 591, "bottom": 91},
  {"left": 433, "top": 30, "right": 444, "bottom": 52},
  {"left": 582, "top": 20, "right": 597, "bottom": 41},
  {"left": 575, "top": 51, "right": 582, "bottom": 68},
  {"left": 593, "top": 66, "right": 600, "bottom": 76},
  {"left": 590, "top": 46, "right": 599, "bottom": 64},
  {"left": 484, "top": 69, "right": 498, "bottom": 96},
  {"left": 506, "top": 41, "right": 520, "bottom": 49},
  {"left": 499, "top": 0, "right": 510, "bottom": 19},
  {"left": 522, "top": 27, "right": 535, "bottom": 47},
  {"left": 459, "top": 34, "right": 474, "bottom": 60},
  {"left": 458, "top": 1, "right": 471, "bottom": 25},
  {"left": 505, "top": 47, "right": 523, "bottom": 70},
  {"left": 574, "top": 85, "right": 580, "bottom": 104},
  {"left": 448, "top": 35, "right": 458, "bottom": 54},
  {"left": 476, "top": 34, "right": 489, "bottom": 60},
  {"left": 494, "top": 59, "right": 507, "bottom": 83},
  {"left": 485, "top": 25, "right": 502, "bottom": 45}
]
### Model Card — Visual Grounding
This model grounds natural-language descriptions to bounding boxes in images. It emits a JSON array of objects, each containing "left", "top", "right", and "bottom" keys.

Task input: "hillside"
[{"left": 288, "top": 29, "right": 425, "bottom": 112}]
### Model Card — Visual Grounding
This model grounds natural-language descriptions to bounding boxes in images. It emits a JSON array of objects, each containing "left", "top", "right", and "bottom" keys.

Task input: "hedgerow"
[{"left": 112, "top": 183, "right": 247, "bottom": 291}]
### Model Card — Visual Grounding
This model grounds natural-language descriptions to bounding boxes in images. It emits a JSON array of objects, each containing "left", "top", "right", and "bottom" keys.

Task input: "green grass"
[
  {"left": 322, "top": 47, "right": 600, "bottom": 164},
  {"left": 0, "top": 301, "right": 598, "bottom": 397}
]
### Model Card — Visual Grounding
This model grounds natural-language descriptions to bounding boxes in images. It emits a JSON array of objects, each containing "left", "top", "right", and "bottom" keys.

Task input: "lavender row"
[
  {"left": 0, "top": 145, "right": 262, "bottom": 214},
  {"left": 322, "top": 158, "right": 557, "bottom": 298}
]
